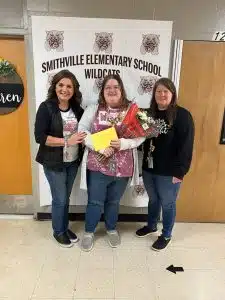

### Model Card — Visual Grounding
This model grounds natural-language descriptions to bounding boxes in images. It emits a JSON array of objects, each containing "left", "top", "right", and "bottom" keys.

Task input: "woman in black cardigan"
[
  {"left": 136, "top": 78, "right": 194, "bottom": 251},
  {"left": 35, "top": 69, "right": 86, "bottom": 248}
]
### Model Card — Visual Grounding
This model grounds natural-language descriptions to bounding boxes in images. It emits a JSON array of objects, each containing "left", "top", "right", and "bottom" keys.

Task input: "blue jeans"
[
  {"left": 143, "top": 170, "right": 181, "bottom": 238},
  {"left": 85, "top": 170, "right": 129, "bottom": 233},
  {"left": 44, "top": 161, "right": 79, "bottom": 236}
]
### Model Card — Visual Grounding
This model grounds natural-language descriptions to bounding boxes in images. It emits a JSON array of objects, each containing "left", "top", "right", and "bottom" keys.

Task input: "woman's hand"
[
  {"left": 110, "top": 139, "right": 121, "bottom": 150},
  {"left": 103, "top": 147, "right": 114, "bottom": 157},
  {"left": 67, "top": 132, "right": 86, "bottom": 146},
  {"left": 172, "top": 177, "right": 182, "bottom": 184},
  {"left": 96, "top": 147, "right": 114, "bottom": 162}
]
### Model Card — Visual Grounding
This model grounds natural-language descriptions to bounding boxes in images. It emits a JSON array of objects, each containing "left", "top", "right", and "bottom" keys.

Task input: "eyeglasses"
[{"left": 104, "top": 85, "right": 120, "bottom": 91}]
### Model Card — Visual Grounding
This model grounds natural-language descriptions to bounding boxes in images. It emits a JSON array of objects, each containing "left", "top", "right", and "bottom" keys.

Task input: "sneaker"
[
  {"left": 53, "top": 232, "right": 73, "bottom": 248},
  {"left": 81, "top": 232, "right": 94, "bottom": 252},
  {"left": 107, "top": 230, "right": 121, "bottom": 248},
  {"left": 151, "top": 235, "right": 171, "bottom": 251},
  {"left": 67, "top": 229, "right": 79, "bottom": 243},
  {"left": 135, "top": 226, "right": 158, "bottom": 237}
]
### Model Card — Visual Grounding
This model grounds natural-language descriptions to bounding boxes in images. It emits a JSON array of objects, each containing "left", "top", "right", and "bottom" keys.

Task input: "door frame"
[{"left": 171, "top": 39, "right": 183, "bottom": 95}]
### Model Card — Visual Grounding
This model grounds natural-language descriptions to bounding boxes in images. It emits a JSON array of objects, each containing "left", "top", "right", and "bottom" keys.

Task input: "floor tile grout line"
[
  {"left": 29, "top": 259, "right": 46, "bottom": 299},
  {"left": 26, "top": 246, "right": 48, "bottom": 300},
  {"left": 31, "top": 248, "right": 49, "bottom": 297},
  {"left": 147, "top": 249, "right": 163, "bottom": 300},
  {"left": 72, "top": 246, "right": 82, "bottom": 300},
  {"left": 112, "top": 248, "right": 116, "bottom": 300}
]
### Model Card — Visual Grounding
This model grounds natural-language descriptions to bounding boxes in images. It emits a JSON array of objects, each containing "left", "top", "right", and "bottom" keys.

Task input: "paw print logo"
[
  {"left": 45, "top": 30, "right": 64, "bottom": 52},
  {"left": 140, "top": 34, "right": 160, "bottom": 55},
  {"left": 138, "top": 76, "right": 158, "bottom": 95},
  {"left": 93, "top": 32, "right": 113, "bottom": 53}
]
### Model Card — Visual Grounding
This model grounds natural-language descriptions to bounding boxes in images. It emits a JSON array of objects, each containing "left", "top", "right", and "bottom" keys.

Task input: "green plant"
[{"left": 0, "top": 58, "right": 16, "bottom": 77}]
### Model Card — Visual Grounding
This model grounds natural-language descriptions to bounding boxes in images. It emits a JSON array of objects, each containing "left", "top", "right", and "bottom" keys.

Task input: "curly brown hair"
[
  {"left": 98, "top": 74, "right": 130, "bottom": 108},
  {"left": 46, "top": 69, "right": 82, "bottom": 106},
  {"left": 149, "top": 77, "right": 177, "bottom": 126}
]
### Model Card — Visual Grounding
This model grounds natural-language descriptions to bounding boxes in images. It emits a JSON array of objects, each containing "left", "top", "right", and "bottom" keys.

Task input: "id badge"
[{"left": 147, "top": 156, "right": 153, "bottom": 169}]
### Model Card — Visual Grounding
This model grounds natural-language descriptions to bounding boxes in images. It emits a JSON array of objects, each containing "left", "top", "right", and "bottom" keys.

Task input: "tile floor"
[{"left": 0, "top": 219, "right": 225, "bottom": 300}]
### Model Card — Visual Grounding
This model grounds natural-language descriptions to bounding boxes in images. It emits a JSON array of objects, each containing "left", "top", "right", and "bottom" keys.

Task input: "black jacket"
[
  {"left": 142, "top": 106, "right": 194, "bottom": 179},
  {"left": 34, "top": 99, "right": 84, "bottom": 171}
]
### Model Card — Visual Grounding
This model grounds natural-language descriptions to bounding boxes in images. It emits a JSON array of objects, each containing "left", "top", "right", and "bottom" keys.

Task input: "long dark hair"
[
  {"left": 98, "top": 74, "right": 130, "bottom": 109},
  {"left": 46, "top": 69, "right": 82, "bottom": 106},
  {"left": 149, "top": 77, "right": 177, "bottom": 126}
]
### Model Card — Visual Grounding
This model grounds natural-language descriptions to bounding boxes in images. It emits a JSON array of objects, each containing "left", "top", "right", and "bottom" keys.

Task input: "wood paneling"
[
  {"left": 0, "top": 38, "right": 32, "bottom": 194},
  {"left": 177, "top": 41, "right": 225, "bottom": 222}
]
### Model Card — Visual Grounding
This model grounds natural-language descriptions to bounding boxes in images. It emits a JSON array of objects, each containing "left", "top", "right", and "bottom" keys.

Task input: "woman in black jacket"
[
  {"left": 35, "top": 69, "right": 86, "bottom": 248},
  {"left": 136, "top": 78, "right": 194, "bottom": 251}
]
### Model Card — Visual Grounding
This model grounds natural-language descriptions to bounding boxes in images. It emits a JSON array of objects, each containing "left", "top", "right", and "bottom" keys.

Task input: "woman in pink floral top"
[{"left": 78, "top": 74, "right": 145, "bottom": 252}]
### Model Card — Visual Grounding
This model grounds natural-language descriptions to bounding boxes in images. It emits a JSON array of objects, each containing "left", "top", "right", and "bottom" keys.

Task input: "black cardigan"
[
  {"left": 142, "top": 106, "right": 194, "bottom": 179},
  {"left": 34, "top": 98, "right": 84, "bottom": 171}
]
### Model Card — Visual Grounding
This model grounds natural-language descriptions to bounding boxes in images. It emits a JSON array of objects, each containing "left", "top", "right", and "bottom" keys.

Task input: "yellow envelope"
[{"left": 91, "top": 127, "right": 118, "bottom": 151}]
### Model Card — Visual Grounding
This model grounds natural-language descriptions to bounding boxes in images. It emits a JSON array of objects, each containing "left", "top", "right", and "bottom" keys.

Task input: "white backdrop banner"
[{"left": 31, "top": 16, "right": 172, "bottom": 207}]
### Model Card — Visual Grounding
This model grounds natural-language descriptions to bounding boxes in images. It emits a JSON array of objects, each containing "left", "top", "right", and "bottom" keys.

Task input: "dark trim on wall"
[
  {"left": 36, "top": 212, "right": 148, "bottom": 222},
  {"left": 0, "top": 35, "right": 24, "bottom": 40}
]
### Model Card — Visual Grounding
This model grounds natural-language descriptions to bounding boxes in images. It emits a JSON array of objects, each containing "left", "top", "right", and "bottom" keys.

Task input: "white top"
[{"left": 60, "top": 108, "right": 79, "bottom": 162}]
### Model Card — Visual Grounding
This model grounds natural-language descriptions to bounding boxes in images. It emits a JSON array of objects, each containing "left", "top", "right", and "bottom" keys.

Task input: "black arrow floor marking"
[{"left": 166, "top": 264, "right": 184, "bottom": 274}]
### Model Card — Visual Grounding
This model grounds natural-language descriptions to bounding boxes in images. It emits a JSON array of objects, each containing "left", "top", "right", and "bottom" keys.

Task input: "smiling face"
[
  {"left": 55, "top": 77, "right": 74, "bottom": 103},
  {"left": 155, "top": 84, "right": 173, "bottom": 110},
  {"left": 103, "top": 78, "right": 122, "bottom": 108}
]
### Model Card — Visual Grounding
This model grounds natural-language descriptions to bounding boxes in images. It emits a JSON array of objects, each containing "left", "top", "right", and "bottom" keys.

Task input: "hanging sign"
[{"left": 0, "top": 58, "right": 24, "bottom": 115}]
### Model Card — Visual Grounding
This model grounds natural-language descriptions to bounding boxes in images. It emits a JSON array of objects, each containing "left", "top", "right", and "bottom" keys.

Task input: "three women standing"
[{"left": 35, "top": 72, "right": 194, "bottom": 252}]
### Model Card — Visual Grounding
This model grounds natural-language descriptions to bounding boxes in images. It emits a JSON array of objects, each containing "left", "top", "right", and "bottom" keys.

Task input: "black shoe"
[
  {"left": 151, "top": 235, "right": 171, "bottom": 251},
  {"left": 67, "top": 229, "right": 79, "bottom": 243},
  {"left": 135, "top": 226, "right": 158, "bottom": 237},
  {"left": 53, "top": 232, "right": 73, "bottom": 248}
]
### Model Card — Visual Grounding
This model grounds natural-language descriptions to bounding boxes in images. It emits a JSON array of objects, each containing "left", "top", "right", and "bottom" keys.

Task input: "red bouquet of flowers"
[{"left": 120, "top": 103, "right": 168, "bottom": 138}]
